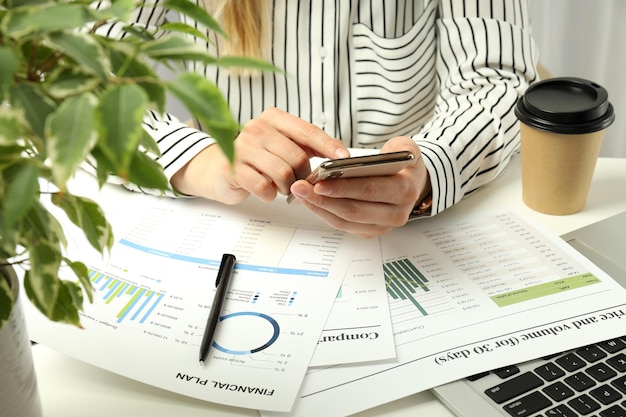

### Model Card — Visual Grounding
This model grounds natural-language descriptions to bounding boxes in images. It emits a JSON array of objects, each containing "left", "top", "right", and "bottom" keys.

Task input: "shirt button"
[
  {"left": 319, "top": 113, "right": 327, "bottom": 124},
  {"left": 319, "top": 48, "right": 327, "bottom": 58}
]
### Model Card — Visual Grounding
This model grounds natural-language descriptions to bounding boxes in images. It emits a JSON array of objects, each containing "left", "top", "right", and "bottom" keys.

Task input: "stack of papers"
[{"left": 26, "top": 173, "right": 626, "bottom": 416}]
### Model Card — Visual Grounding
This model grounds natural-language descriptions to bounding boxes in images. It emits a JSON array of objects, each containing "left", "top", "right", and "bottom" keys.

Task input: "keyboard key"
[
  {"left": 535, "top": 362, "right": 567, "bottom": 381},
  {"left": 600, "top": 404, "right": 626, "bottom": 417},
  {"left": 568, "top": 393, "right": 601, "bottom": 415},
  {"left": 578, "top": 345, "right": 609, "bottom": 363},
  {"left": 608, "top": 354, "right": 626, "bottom": 372},
  {"left": 495, "top": 365, "right": 521, "bottom": 379},
  {"left": 485, "top": 371, "right": 544, "bottom": 404},
  {"left": 565, "top": 372, "right": 598, "bottom": 392},
  {"left": 590, "top": 385, "right": 623, "bottom": 405},
  {"left": 587, "top": 363, "right": 618, "bottom": 382},
  {"left": 546, "top": 404, "right": 578, "bottom": 417},
  {"left": 557, "top": 353, "right": 587, "bottom": 372},
  {"left": 599, "top": 339, "right": 626, "bottom": 354},
  {"left": 503, "top": 391, "right": 552, "bottom": 417},
  {"left": 543, "top": 381, "right": 575, "bottom": 401},
  {"left": 611, "top": 375, "right": 626, "bottom": 394}
]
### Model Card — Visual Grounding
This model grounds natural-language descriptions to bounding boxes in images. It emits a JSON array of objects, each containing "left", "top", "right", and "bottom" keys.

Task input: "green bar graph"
[
  {"left": 89, "top": 270, "right": 164, "bottom": 324},
  {"left": 384, "top": 258, "right": 430, "bottom": 316}
]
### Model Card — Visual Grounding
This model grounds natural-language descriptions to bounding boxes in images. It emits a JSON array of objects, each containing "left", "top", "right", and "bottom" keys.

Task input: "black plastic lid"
[{"left": 515, "top": 77, "right": 614, "bottom": 134}]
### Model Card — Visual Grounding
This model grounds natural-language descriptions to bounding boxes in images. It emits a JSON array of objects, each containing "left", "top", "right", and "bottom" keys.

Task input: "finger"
[
  {"left": 313, "top": 174, "right": 419, "bottom": 205},
  {"left": 296, "top": 196, "right": 393, "bottom": 238},
  {"left": 261, "top": 108, "right": 350, "bottom": 159},
  {"left": 290, "top": 180, "right": 409, "bottom": 229},
  {"left": 254, "top": 138, "right": 312, "bottom": 183},
  {"left": 235, "top": 144, "right": 306, "bottom": 195},
  {"left": 237, "top": 118, "right": 313, "bottom": 183},
  {"left": 230, "top": 163, "right": 279, "bottom": 202}
]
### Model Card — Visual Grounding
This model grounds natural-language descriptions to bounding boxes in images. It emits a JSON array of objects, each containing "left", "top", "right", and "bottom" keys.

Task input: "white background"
[{"left": 530, "top": 0, "right": 626, "bottom": 158}]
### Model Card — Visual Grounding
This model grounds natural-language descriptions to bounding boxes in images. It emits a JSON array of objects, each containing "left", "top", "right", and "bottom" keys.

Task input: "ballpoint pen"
[{"left": 199, "top": 253, "right": 236, "bottom": 365}]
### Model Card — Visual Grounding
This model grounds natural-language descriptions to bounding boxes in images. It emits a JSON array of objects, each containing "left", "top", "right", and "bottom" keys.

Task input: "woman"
[{"left": 105, "top": 0, "right": 538, "bottom": 238}]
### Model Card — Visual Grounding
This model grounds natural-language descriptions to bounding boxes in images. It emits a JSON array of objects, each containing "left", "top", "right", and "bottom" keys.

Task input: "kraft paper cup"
[{"left": 515, "top": 77, "right": 615, "bottom": 215}]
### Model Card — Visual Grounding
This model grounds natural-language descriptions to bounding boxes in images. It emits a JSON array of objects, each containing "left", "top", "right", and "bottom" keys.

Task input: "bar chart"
[
  {"left": 384, "top": 258, "right": 431, "bottom": 316},
  {"left": 89, "top": 270, "right": 164, "bottom": 324}
]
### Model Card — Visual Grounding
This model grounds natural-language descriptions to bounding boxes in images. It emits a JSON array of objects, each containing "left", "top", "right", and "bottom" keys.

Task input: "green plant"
[{"left": 0, "top": 0, "right": 272, "bottom": 328}]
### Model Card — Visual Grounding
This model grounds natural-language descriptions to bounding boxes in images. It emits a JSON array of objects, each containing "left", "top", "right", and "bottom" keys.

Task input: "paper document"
[
  {"left": 263, "top": 210, "right": 626, "bottom": 417},
  {"left": 309, "top": 238, "right": 395, "bottom": 367},
  {"left": 26, "top": 183, "right": 362, "bottom": 412}
]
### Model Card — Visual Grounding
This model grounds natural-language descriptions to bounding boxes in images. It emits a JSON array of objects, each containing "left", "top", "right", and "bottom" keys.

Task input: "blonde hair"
[{"left": 207, "top": 0, "right": 269, "bottom": 61}]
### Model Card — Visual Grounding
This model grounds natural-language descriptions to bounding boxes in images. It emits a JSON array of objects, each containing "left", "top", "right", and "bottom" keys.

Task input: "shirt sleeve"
[{"left": 414, "top": 0, "right": 538, "bottom": 215}]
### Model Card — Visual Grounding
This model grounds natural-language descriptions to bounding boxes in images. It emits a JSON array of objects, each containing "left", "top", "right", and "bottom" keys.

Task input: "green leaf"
[
  {"left": 95, "top": 84, "right": 148, "bottom": 177},
  {"left": 23, "top": 240, "right": 62, "bottom": 318},
  {"left": 107, "top": 45, "right": 165, "bottom": 112},
  {"left": 3, "top": 163, "right": 39, "bottom": 230},
  {"left": 24, "top": 271, "right": 82, "bottom": 326},
  {"left": 19, "top": 200, "right": 65, "bottom": 247},
  {"left": 46, "top": 67, "right": 100, "bottom": 99},
  {"left": 142, "top": 36, "right": 217, "bottom": 62},
  {"left": 59, "top": 280, "right": 84, "bottom": 321},
  {"left": 139, "top": 129, "right": 162, "bottom": 157},
  {"left": 127, "top": 151, "right": 170, "bottom": 191},
  {"left": 0, "top": 111, "right": 23, "bottom": 145},
  {"left": 216, "top": 56, "right": 282, "bottom": 74},
  {"left": 63, "top": 259, "right": 93, "bottom": 304},
  {"left": 53, "top": 193, "right": 113, "bottom": 254},
  {"left": 46, "top": 93, "right": 97, "bottom": 188},
  {"left": 160, "top": 22, "right": 211, "bottom": 43},
  {"left": 114, "top": 23, "right": 156, "bottom": 42},
  {"left": 46, "top": 32, "right": 110, "bottom": 80},
  {"left": 0, "top": 47, "right": 18, "bottom": 95},
  {"left": 0, "top": 145, "right": 26, "bottom": 164},
  {"left": 0, "top": 271, "right": 13, "bottom": 331},
  {"left": 89, "top": 146, "right": 115, "bottom": 188},
  {"left": 2, "top": 3, "right": 90, "bottom": 39},
  {"left": 8, "top": 83, "right": 57, "bottom": 140},
  {"left": 87, "top": 0, "right": 134, "bottom": 22},
  {"left": 5, "top": 0, "right": 50, "bottom": 8},
  {"left": 163, "top": 0, "right": 226, "bottom": 37},
  {"left": 168, "top": 73, "right": 238, "bottom": 163}
]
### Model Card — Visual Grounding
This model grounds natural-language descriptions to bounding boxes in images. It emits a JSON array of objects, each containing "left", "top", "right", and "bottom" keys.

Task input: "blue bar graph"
[{"left": 89, "top": 270, "right": 164, "bottom": 324}]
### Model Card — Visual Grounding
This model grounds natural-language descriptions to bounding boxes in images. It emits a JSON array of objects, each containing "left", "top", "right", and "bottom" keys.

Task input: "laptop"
[{"left": 432, "top": 211, "right": 626, "bottom": 417}]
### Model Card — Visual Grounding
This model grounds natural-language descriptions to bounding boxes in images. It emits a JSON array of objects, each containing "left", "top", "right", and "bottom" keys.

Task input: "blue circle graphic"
[{"left": 212, "top": 311, "right": 280, "bottom": 355}]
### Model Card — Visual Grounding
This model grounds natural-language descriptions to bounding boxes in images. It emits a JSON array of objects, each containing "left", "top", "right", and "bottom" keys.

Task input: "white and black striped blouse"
[{"left": 100, "top": 0, "right": 538, "bottom": 215}]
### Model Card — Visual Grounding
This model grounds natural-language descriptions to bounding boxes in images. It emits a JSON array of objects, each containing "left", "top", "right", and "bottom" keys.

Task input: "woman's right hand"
[{"left": 171, "top": 107, "right": 350, "bottom": 204}]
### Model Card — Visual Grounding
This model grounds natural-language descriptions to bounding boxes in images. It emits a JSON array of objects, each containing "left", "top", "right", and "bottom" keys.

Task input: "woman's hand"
[
  {"left": 171, "top": 107, "right": 350, "bottom": 204},
  {"left": 289, "top": 137, "right": 431, "bottom": 238}
]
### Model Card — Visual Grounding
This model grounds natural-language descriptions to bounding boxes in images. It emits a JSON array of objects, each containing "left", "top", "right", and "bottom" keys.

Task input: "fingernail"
[
  {"left": 335, "top": 148, "right": 350, "bottom": 158},
  {"left": 315, "top": 183, "right": 331, "bottom": 196},
  {"left": 291, "top": 184, "right": 309, "bottom": 199}
]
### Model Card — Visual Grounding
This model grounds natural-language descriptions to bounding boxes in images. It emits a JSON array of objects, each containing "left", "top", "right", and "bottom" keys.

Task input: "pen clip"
[{"left": 215, "top": 253, "right": 236, "bottom": 288}]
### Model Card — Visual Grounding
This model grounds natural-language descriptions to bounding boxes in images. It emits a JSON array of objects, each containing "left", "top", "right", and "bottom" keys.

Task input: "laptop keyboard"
[{"left": 467, "top": 337, "right": 626, "bottom": 417}]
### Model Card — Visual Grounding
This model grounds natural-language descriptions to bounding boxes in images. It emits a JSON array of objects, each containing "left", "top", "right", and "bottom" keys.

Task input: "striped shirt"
[{"left": 102, "top": 0, "right": 537, "bottom": 215}]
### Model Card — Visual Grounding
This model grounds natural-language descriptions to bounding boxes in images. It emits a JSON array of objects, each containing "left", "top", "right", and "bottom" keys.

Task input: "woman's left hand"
[{"left": 289, "top": 137, "right": 431, "bottom": 238}]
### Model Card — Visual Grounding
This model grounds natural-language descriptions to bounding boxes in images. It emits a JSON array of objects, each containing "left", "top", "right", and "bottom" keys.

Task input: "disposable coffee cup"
[{"left": 515, "top": 77, "right": 615, "bottom": 215}]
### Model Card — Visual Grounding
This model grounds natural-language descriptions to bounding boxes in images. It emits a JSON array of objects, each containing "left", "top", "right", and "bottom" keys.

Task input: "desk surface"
[{"left": 32, "top": 155, "right": 626, "bottom": 417}]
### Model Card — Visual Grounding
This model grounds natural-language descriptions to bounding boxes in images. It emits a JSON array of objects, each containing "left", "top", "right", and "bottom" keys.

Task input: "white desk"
[{"left": 32, "top": 155, "right": 626, "bottom": 417}]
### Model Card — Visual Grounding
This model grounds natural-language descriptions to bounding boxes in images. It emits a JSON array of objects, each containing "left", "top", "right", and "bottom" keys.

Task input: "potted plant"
[{"left": 0, "top": 0, "right": 270, "bottom": 414}]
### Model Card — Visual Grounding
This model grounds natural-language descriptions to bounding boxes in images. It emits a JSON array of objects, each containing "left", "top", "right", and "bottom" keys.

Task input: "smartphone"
[{"left": 287, "top": 150, "right": 415, "bottom": 204}]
